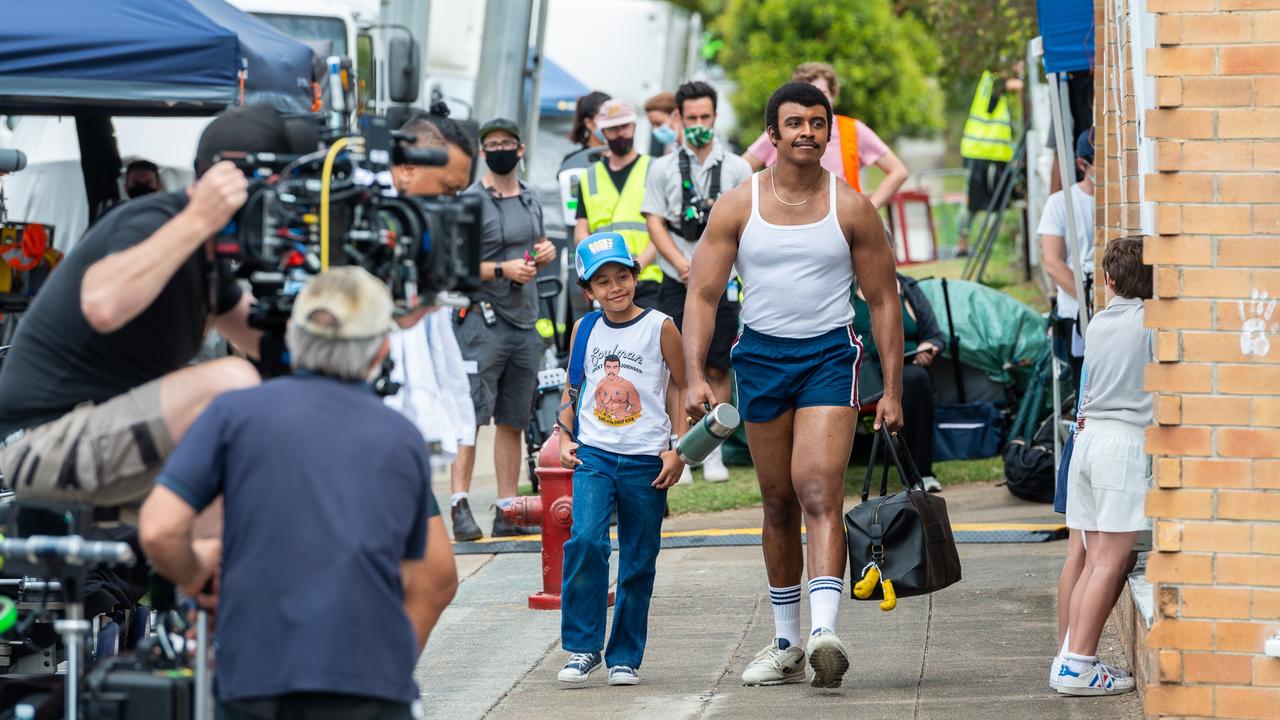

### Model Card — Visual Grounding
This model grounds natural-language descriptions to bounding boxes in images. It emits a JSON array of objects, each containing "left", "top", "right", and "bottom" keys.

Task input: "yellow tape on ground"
[{"left": 454, "top": 522, "right": 1067, "bottom": 545}]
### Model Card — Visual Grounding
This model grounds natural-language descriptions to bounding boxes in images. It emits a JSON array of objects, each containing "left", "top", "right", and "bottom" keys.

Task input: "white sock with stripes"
[
  {"left": 808, "top": 576, "right": 844, "bottom": 636},
  {"left": 768, "top": 584, "right": 802, "bottom": 649}
]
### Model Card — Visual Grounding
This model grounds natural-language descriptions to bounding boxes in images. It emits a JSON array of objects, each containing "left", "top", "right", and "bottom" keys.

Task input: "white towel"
[{"left": 384, "top": 310, "right": 476, "bottom": 463}]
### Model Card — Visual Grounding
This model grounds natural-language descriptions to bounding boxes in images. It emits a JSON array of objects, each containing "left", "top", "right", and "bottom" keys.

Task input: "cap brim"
[{"left": 596, "top": 115, "right": 637, "bottom": 129}]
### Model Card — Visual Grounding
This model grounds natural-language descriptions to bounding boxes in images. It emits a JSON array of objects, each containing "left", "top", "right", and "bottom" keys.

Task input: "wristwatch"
[{"left": 494, "top": 263, "right": 504, "bottom": 279}]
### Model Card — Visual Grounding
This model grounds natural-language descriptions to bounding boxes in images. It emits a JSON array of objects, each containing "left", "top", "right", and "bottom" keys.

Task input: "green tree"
[
  {"left": 713, "top": 0, "right": 944, "bottom": 144},
  {"left": 895, "top": 0, "right": 1038, "bottom": 110}
]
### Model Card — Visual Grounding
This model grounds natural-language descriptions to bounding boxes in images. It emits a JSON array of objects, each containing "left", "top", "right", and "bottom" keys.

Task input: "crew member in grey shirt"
[
  {"left": 454, "top": 118, "right": 557, "bottom": 540},
  {"left": 642, "top": 81, "right": 752, "bottom": 483}
]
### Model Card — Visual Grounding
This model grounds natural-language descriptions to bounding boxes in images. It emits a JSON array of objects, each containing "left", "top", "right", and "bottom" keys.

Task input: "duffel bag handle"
[{"left": 861, "top": 425, "right": 926, "bottom": 501}]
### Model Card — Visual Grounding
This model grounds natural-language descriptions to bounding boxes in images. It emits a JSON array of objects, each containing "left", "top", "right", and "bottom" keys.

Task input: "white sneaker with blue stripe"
[
  {"left": 557, "top": 652, "right": 602, "bottom": 683},
  {"left": 1056, "top": 660, "right": 1136, "bottom": 696},
  {"left": 608, "top": 666, "right": 640, "bottom": 686},
  {"left": 1050, "top": 655, "right": 1131, "bottom": 690}
]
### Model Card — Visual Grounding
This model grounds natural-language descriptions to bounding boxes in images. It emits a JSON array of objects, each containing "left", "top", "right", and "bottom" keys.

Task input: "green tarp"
[{"left": 917, "top": 278, "right": 1048, "bottom": 396}]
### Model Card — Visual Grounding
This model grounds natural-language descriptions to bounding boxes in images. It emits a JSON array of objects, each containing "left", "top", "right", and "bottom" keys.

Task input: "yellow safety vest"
[
  {"left": 960, "top": 71, "right": 1014, "bottom": 162},
  {"left": 581, "top": 155, "right": 663, "bottom": 284}
]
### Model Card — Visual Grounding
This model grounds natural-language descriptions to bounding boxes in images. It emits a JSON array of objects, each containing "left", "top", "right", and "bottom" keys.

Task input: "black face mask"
[
  {"left": 126, "top": 184, "right": 157, "bottom": 199},
  {"left": 607, "top": 136, "right": 634, "bottom": 156},
  {"left": 484, "top": 149, "right": 520, "bottom": 175}
]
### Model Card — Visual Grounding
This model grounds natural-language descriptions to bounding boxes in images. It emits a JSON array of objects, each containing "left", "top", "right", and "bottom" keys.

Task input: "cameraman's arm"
[
  {"left": 81, "top": 163, "right": 247, "bottom": 333},
  {"left": 213, "top": 293, "right": 263, "bottom": 360}
]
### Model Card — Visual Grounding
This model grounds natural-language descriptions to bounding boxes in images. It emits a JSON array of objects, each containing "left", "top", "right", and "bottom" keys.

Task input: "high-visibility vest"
[
  {"left": 835, "top": 115, "right": 862, "bottom": 191},
  {"left": 960, "top": 71, "right": 1014, "bottom": 162},
  {"left": 581, "top": 154, "right": 663, "bottom": 284}
]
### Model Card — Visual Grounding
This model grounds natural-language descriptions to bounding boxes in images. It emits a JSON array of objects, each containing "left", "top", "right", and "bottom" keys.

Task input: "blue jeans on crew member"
[{"left": 560, "top": 444, "right": 667, "bottom": 669}]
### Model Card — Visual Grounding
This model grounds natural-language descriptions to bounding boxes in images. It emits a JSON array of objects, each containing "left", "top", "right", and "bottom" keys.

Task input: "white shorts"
[{"left": 1065, "top": 419, "right": 1151, "bottom": 533}]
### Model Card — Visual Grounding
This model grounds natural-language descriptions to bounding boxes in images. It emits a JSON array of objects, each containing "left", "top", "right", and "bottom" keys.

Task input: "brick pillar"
[{"left": 1096, "top": 0, "right": 1280, "bottom": 716}]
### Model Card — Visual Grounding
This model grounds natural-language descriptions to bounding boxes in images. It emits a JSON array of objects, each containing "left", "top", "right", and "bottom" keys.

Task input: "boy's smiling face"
[{"left": 585, "top": 263, "right": 637, "bottom": 314}]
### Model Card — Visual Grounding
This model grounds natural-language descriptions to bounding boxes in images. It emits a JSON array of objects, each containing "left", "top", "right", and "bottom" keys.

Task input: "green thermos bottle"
[{"left": 677, "top": 404, "right": 741, "bottom": 465}]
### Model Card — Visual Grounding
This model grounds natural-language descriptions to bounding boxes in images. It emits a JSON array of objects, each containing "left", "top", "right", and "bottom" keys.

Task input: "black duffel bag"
[
  {"left": 1003, "top": 415, "right": 1057, "bottom": 504},
  {"left": 845, "top": 427, "right": 962, "bottom": 606}
]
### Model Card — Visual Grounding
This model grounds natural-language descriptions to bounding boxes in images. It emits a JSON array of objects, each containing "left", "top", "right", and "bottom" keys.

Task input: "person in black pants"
[{"left": 851, "top": 273, "right": 947, "bottom": 492}]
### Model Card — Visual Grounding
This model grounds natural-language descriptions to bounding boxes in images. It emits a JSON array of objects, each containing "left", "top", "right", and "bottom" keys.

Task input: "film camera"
[
  {"left": 213, "top": 117, "right": 482, "bottom": 377},
  {"left": 675, "top": 152, "right": 721, "bottom": 243}
]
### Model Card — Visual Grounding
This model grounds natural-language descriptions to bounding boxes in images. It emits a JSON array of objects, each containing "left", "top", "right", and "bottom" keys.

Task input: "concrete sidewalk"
[{"left": 414, "top": 481, "right": 1144, "bottom": 720}]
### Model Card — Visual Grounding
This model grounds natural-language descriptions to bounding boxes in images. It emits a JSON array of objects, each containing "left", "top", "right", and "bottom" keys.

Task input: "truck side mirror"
[{"left": 388, "top": 36, "right": 420, "bottom": 104}]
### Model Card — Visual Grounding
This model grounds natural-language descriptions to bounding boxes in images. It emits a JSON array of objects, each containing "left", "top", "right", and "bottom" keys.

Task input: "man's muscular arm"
[
  {"left": 82, "top": 163, "right": 246, "bottom": 333},
  {"left": 840, "top": 186, "right": 904, "bottom": 432},
  {"left": 683, "top": 186, "right": 746, "bottom": 419}
]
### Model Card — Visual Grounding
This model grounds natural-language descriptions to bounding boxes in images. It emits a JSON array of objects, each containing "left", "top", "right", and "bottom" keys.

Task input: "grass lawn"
[{"left": 666, "top": 455, "right": 1004, "bottom": 516}]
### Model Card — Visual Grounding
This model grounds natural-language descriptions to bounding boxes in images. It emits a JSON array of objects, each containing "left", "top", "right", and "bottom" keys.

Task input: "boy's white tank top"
[
  {"left": 737, "top": 171, "right": 855, "bottom": 339},
  {"left": 577, "top": 309, "right": 672, "bottom": 456}
]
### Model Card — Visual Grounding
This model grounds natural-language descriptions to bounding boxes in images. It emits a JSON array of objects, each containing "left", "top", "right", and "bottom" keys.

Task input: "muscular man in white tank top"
[{"left": 683, "top": 82, "right": 904, "bottom": 690}]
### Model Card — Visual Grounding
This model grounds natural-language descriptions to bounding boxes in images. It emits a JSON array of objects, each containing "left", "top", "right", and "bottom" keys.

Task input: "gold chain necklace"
[{"left": 769, "top": 167, "right": 824, "bottom": 207}]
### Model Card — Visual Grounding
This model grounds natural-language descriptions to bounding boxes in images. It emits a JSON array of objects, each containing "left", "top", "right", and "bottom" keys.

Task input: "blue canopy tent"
[
  {"left": 524, "top": 50, "right": 591, "bottom": 118},
  {"left": 538, "top": 57, "right": 591, "bottom": 117},
  {"left": 0, "top": 0, "right": 315, "bottom": 115},
  {"left": 1037, "top": 1, "right": 1095, "bottom": 74}
]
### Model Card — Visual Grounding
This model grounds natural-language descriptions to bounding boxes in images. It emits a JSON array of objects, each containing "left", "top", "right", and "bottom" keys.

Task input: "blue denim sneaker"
[
  {"left": 608, "top": 666, "right": 640, "bottom": 686},
  {"left": 557, "top": 652, "right": 602, "bottom": 683}
]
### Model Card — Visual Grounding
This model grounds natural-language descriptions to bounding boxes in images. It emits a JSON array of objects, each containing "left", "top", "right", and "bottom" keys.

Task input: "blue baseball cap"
[
  {"left": 575, "top": 232, "right": 634, "bottom": 281},
  {"left": 1076, "top": 130, "right": 1094, "bottom": 162}
]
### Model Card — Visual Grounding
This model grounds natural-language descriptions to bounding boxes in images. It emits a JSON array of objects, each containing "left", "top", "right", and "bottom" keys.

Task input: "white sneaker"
[
  {"left": 1052, "top": 654, "right": 1131, "bottom": 690},
  {"left": 1056, "top": 660, "right": 1136, "bottom": 696},
  {"left": 557, "top": 652, "right": 602, "bottom": 683},
  {"left": 702, "top": 446, "right": 730, "bottom": 483},
  {"left": 806, "top": 630, "right": 850, "bottom": 688},
  {"left": 676, "top": 465, "right": 693, "bottom": 485},
  {"left": 922, "top": 475, "right": 942, "bottom": 492},
  {"left": 741, "top": 641, "right": 808, "bottom": 686},
  {"left": 608, "top": 666, "right": 640, "bottom": 686}
]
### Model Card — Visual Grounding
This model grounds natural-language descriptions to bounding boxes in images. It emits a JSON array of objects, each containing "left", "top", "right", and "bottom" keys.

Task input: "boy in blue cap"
[{"left": 555, "top": 231, "right": 688, "bottom": 686}]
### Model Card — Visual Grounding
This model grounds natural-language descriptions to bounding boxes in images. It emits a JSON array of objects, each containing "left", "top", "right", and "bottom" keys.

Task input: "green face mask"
[{"left": 683, "top": 124, "right": 715, "bottom": 148}]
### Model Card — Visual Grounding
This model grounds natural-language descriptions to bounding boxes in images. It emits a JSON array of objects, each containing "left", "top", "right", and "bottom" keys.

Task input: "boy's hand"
[
  {"left": 654, "top": 450, "right": 685, "bottom": 489},
  {"left": 560, "top": 436, "right": 583, "bottom": 469}
]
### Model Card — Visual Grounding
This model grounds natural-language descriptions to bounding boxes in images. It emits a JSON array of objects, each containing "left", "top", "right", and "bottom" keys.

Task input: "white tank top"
[
  {"left": 577, "top": 309, "right": 672, "bottom": 456},
  {"left": 737, "top": 171, "right": 855, "bottom": 339}
]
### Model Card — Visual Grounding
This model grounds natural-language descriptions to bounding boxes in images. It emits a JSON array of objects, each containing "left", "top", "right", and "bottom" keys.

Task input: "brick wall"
[{"left": 1096, "top": 0, "right": 1280, "bottom": 717}]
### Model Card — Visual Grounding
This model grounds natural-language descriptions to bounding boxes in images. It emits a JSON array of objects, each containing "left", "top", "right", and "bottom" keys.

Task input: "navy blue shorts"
[{"left": 730, "top": 325, "right": 863, "bottom": 424}]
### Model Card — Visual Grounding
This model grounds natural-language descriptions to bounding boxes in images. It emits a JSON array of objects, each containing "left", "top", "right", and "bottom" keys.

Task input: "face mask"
[
  {"left": 592, "top": 127, "right": 606, "bottom": 143},
  {"left": 126, "top": 184, "right": 156, "bottom": 199},
  {"left": 607, "top": 136, "right": 634, "bottom": 156},
  {"left": 652, "top": 125, "right": 677, "bottom": 146},
  {"left": 684, "top": 125, "right": 715, "bottom": 148},
  {"left": 484, "top": 149, "right": 520, "bottom": 175}
]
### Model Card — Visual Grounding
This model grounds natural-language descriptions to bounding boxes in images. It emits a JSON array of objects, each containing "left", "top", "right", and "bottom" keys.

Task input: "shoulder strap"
[
  {"left": 568, "top": 310, "right": 604, "bottom": 402},
  {"left": 678, "top": 151, "right": 696, "bottom": 215},
  {"left": 836, "top": 115, "right": 861, "bottom": 190}
]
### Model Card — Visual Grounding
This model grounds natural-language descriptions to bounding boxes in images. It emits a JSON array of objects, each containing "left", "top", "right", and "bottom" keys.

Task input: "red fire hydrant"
[{"left": 500, "top": 429, "right": 613, "bottom": 610}]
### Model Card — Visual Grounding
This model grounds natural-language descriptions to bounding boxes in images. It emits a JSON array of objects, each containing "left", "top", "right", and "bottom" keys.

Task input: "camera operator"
[
  {"left": 0, "top": 105, "right": 297, "bottom": 511},
  {"left": 390, "top": 103, "right": 474, "bottom": 198},
  {"left": 448, "top": 118, "right": 556, "bottom": 540},
  {"left": 140, "top": 267, "right": 455, "bottom": 719},
  {"left": 641, "top": 81, "right": 751, "bottom": 483}
]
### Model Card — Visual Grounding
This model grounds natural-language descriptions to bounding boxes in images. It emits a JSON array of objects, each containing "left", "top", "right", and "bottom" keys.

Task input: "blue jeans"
[{"left": 560, "top": 444, "right": 667, "bottom": 669}]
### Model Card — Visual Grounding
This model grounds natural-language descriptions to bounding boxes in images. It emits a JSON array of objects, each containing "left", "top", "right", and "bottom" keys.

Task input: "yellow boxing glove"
[
  {"left": 853, "top": 563, "right": 880, "bottom": 599},
  {"left": 879, "top": 578, "right": 897, "bottom": 612}
]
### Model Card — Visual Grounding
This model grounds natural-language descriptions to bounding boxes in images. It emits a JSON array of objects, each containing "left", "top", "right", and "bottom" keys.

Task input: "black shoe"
[
  {"left": 451, "top": 498, "right": 483, "bottom": 541},
  {"left": 492, "top": 510, "right": 540, "bottom": 537}
]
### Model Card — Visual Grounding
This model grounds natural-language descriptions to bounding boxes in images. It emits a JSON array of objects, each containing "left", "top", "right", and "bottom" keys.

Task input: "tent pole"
[{"left": 1047, "top": 72, "right": 1090, "bottom": 339}]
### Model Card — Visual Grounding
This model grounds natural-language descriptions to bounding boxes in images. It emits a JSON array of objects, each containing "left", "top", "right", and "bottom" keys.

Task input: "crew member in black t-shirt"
[{"left": 0, "top": 104, "right": 298, "bottom": 509}]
